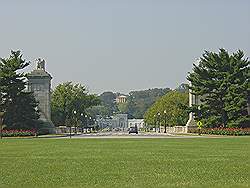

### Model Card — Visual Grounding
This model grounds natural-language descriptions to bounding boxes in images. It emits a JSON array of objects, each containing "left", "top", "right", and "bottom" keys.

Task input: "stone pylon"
[{"left": 27, "top": 59, "right": 55, "bottom": 133}]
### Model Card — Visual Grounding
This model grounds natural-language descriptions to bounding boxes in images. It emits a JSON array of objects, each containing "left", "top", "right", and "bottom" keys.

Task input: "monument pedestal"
[{"left": 27, "top": 59, "right": 55, "bottom": 134}]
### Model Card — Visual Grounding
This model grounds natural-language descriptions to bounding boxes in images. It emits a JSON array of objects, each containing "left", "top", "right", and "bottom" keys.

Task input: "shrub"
[
  {"left": 189, "top": 128, "right": 250, "bottom": 136},
  {"left": 1, "top": 129, "right": 36, "bottom": 137}
]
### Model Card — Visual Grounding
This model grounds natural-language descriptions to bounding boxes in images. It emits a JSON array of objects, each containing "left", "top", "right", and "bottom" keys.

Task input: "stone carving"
[{"left": 36, "top": 58, "right": 45, "bottom": 70}]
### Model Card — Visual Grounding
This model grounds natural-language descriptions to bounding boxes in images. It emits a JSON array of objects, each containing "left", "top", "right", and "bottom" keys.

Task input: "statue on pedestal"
[{"left": 36, "top": 58, "right": 45, "bottom": 70}]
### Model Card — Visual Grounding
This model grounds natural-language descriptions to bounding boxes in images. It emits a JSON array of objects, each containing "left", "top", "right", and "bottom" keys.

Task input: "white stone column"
[{"left": 185, "top": 83, "right": 197, "bottom": 132}]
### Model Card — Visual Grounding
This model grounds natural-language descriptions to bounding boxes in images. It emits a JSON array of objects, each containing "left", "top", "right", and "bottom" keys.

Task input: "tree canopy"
[
  {"left": 51, "top": 82, "right": 100, "bottom": 126},
  {"left": 0, "top": 51, "right": 40, "bottom": 129},
  {"left": 187, "top": 49, "right": 250, "bottom": 128},
  {"left": 144, "top": 91, "right": 189, "bottom": 127},
  {"left": 126, "top": 88, "right": 171, "bottom": 118},
  {"left": 99, "top": 91, "right": 118, "bottom": 116}
]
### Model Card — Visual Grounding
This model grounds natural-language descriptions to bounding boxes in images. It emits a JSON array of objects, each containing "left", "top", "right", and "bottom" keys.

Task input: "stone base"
[
  {"left": 38, "top": 119, "right": 56, "bottom": 134},
  {"left": 186, "top": 126, "right": 198, "bottom": 133},
  {"left": 186, "top": 117, "right": 196, "bottom": 127},
  {"left": 185, "top": 116, "right": 198, "bottom": 133}
]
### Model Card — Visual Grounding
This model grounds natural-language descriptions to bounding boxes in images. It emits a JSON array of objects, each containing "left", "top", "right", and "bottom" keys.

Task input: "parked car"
[{"left": 129, "top": 127, "right": 138, "bottom": 134}]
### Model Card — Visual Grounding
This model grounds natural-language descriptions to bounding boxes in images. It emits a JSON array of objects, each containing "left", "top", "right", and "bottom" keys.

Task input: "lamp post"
[
  {"left": 0, "top": 111, "right": 5, "bottom": 139},
  {"left": 164, "top": 110, "right": 167, "bottom": 133},
  {"left": 93, "top": 118, "right": 96, "bottom": 131},
  {"left": 85, "top": 115, "right": 88, "bottom": 133},
  {"left": 80, "top": 113, "right": 84, "bottom": 133},
  {"left": 197, "top": 106, "right": 201, "bottom": 135},
  {"left": 99, "top": 117, "right": 103, "bottom": 131},
  {"left": 73, "top": 110, "right": 77, "bottom": 134},
  {"left": 154, "top": 114, "right": 156, "bottom": 132},
  {"left": 157, "top": 112, "right": 161, "bottom": 133},
  {"left": 89, "top": 117, "right": 92, "bottom": 133}
]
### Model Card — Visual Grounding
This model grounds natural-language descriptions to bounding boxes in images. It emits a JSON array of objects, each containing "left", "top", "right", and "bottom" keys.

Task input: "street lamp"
[
  {"left": 73, "top": 110, "right": 77, "bottom": 134},
  {"left": 197, "top": 106, "right": 201, "bottom": 135},
  {"left": 89, "top": 117, "right": 92, "bottom": 133},
  {"left": 85, "top": 115, "right": 88, "bottom": 133},
  {"left": 93, "top": 118, "right": 96, "bottom": 131},
  {"left": 164, "top": 110, "right": 167, "bottom": 133},
  {"left": 157, "top": 112, "right": 161, "bottom": 133},
  {"left": 154, "top": 114, "right": 157, "bottom": 132},
  {"left": 80, "top": 113, "right": 84, "bottom": 133}
]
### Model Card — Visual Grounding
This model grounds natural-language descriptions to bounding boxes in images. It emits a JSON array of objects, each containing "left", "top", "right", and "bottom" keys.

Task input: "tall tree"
[
  {"left": 144, "top": 91, "right": 189, "bottom": 127},
  {"left": 0, "top": 51, "right": 40, "bottom": 129},
  {"left": 51, "top": 82, "right": 100, "bottom": 126},
  {"left": 224, "top": 51, "right": 250, "bottom": 127},
  {"left": 4, "top": 92, "right": 39, "bottom": 129},
  {"left": 187, "top": 49, "right": 249, "bottom": 128},
  {"left": 98, "top": 88, "right": 171, "bottom": 119}
]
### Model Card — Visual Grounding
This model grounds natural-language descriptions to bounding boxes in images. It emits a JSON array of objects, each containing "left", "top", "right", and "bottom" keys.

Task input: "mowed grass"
[{"left": 0, "top": 137, "right": 249, "bottom": 188}]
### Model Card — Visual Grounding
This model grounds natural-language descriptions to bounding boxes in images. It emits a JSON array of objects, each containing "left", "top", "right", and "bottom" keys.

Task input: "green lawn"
[{"left": 0, "top": 137, "right": 249, "bottom": 188}]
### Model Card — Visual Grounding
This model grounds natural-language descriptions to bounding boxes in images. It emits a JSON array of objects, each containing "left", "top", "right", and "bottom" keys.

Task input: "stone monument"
[
  {"left": 27, "top": 58, "right": 55, "bottom": 132},
  {"left": 185, "top": 83, "right": 202, "bottom": 132}
]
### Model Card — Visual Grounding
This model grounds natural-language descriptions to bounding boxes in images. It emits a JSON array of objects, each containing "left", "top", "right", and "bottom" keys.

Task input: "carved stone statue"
[{"left": 36, "top": 58, "right": 45, "bottom": 70}]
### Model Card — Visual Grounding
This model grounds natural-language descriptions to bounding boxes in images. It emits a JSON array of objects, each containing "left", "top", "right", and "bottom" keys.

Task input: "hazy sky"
[{"left": 0, "top": 0, "right": 249, "bottom": 94}]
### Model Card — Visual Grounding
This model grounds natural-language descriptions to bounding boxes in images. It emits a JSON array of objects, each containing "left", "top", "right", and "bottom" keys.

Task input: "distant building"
[
  {"left": 128, "top": 119, "right": 144, "bottom": 129},
  {"left": 116, "top": 95, "right": 127, "bottom": 103},
  {"left": 96, "top": 114, "right": 128, "bottom": 130}
]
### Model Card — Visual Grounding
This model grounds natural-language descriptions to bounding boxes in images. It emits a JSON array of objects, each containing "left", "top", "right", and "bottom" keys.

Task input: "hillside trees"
[
  {"left": 99, "top": 91, "right": 118, "bottom": 116},
  {"left": 127, "top": 88, "right": 171, "bottom": 118},
  {"left": 187, "top": 49, "right": 250, "bottom": 128},
  {"left": 96, "top": 88, "right": 171, "bottom": 119}
]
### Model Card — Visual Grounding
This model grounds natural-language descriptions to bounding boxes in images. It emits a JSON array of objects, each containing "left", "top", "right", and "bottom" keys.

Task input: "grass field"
[{"left": 0, "top": 137, "right": 249, "bottom": 188}]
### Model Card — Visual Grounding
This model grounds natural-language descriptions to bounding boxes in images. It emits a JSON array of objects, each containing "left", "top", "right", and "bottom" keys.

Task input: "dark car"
[{"left": 128, "top": 127, "right": 138, "bottom": 134}]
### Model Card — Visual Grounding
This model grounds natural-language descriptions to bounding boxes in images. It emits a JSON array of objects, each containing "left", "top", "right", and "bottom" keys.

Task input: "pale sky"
[{"left": 0, "top": 0, "right": 249, "bottom": 94}]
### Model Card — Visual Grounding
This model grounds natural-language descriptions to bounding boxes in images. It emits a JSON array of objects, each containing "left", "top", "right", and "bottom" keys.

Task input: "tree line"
[
  {"left": 89, "top": 88, "right": 172, "bottom": 119},
  {"left": 1, "top": 49, "right": 248, "bottom": 131}
]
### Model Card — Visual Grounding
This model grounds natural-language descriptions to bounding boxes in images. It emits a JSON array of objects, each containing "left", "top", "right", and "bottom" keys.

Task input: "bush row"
[
  {"left": 189, "top": 128, "right": 250, "bottom": 136},
  {"left": 1, "top": 129, "right": 36, "bottom": 137}
]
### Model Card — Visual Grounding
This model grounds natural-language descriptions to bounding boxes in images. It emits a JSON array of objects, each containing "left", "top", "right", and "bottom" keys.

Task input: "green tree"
[
  {"left": 98, "top": 88, "right": 171, "bottom": 119},
  {"left": 51, "top": 82, "right": 100, "bottom": 127},
  {"left": 117, "top": 103, "right": 128, "bottom": 114},
  {"left": 0, "top": 51, "right": 40, "bottom": 129},
  {"left": 86, "top": 105, "right": 110, "bottom": 117},
  {"left": 4, "top": 92, "right": 40, "bottom": 130},
  {"left": 144, "top": 91, "right": 189, "bottom": 128},
  {"left": 187, "top": 49, "right": 249, "bottom": 128},
  {"left": 99, "top": 91, "right": 118, "bottom": 116}
]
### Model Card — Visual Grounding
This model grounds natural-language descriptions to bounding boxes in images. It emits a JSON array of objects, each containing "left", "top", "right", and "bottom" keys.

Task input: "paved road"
[
  {"left": 37, "top": 132, "right": 232, "bottom": 139},
  {"left": 62, "top": 132, "right": 215, "bottom": 139}
]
